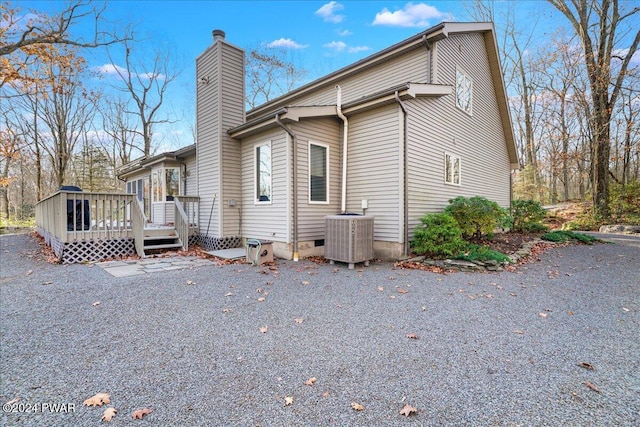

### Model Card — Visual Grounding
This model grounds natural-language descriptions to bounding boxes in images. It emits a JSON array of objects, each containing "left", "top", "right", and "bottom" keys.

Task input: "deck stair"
[{"left": 142, "top": 226, "right": 183, "bottom": 255}]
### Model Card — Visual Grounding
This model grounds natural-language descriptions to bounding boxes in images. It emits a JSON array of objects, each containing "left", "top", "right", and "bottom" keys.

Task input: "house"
[{"left": 37, "top": 22, "right": 518, "bottom": 264}]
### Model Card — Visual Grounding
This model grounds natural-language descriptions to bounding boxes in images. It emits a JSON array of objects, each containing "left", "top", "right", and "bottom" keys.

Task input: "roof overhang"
[
  {"left": 229, "top": 83, "right": 451, "bottom": 139},
  {"left": 116, "top": 144, "right": 196, "bottom": 180},
  {"left": 229, "top": 105, "right": 336, "bottom": 139}
]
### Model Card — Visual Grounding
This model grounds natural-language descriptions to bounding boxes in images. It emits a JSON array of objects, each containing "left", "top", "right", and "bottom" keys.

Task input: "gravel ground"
[{"left": 1, "top": 232, "right": 638, "bottom": 427}]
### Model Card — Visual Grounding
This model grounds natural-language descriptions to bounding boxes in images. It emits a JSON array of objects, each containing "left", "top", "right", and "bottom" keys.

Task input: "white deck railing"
[
  {"left": 35, "top": 190, "right": 137, "bottom": 243},
  {"left": 174, "top": 196, "right": 199, "bottom": 250}
]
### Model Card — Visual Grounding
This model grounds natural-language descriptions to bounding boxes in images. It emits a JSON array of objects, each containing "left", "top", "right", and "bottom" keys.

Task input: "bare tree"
[
  {"left": 548, "top": 0, "right": 640, "bottom": 218},
  {"left": 246, "top": 44, "right": 308, "bottom": 109},
  {"left": 0, "top": 0, "right": 128, "bottom": 56},
  {"left": 105, "top": 40, "right": 179, "bottom": 157}
]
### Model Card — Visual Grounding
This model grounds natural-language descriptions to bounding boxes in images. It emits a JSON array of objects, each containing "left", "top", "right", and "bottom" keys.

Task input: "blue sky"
[{"left": 16, "top": 0, "right": 560, "bottom": 151}]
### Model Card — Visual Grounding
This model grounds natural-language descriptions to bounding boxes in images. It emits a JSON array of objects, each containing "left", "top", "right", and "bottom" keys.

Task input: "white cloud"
[
  {"left": 348, "top": 46, "right": 370, "bottom": 53},
  {"left": 337, "top": 29, "right": 352, "bottom": 36},
  {"left": 323, "top": 41, "right": 347, "bottom": 52},
  {"left": 266, "top": 38, "right": 309, "bottom": 49},
  {"left": 93, "top": 64, "right": 165, "bottom": 81},
  {"left": 316, "top": 1, "right": 345, "bottom": 24},
  {"left": 613, "top": 47, "right": 640, "bottom": 65},
  {"left": 372, "top": 2, "right": 453, "bottom": 27},
  {"left": 93, "top": 63, "right": 129, "bottom": 76}
]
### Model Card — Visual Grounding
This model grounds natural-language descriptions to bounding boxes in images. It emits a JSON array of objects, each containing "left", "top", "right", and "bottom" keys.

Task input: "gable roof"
[{"left": 241, "top": 21, "right": 518, "bottom": 168}]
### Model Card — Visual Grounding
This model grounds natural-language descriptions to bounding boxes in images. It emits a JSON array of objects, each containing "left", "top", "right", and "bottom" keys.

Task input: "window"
[
  {"left": 255, "top": 143, "right": 271, "bottom": 203},
  {"left": 152, "top": 168, "right": 180, "bottom": 202},
  {"left": 445, "top": 153, "right": 461, "bottom": 185},
  {"left": 309, "top": 142, "right": 329, "bottom": 203},
  {"left": 456, "top": 68, "right": 472, "bottom": 114},
  {"left": 152, "top": 170, "right": 162, "bottom": 202},
  {"left": 165, "top": 168, "right": 180, "bottom": 201}
]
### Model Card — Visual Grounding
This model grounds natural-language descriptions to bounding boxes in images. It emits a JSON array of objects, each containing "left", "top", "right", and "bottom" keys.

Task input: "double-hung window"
[
  {"left": 445, "top": 152, "right": 461, "bottom": 185},
  {"left": 456, "top": 68, "right": 473, "bottom": 115},
  {"left": 309, "top": 142, "right": 329, "bottom": 203},
  {"left": 255, "top": 142, "right": 272, "bottom": 203}
]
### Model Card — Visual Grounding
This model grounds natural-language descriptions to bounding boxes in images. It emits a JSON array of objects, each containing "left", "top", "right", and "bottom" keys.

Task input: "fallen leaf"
[
  {"left": 186, "top": 280, "right": 196, "bottom": 285},
  {"left": 514, "top": 330, "right": 524, "bottom": 334},
  {"left": 294, "top": 318, "right": 304, "bottom": 324},
  {"left": 83, "top": 393, "right": 110, "bottom": 407},
  {"left": 397, "top": 289, "right": 409, "bottom": 294},
  {"left": 222, "top": 308, "right": 232, "bottom": 313},
  {"left": 539, "top": 312, "right": 548, "bottom": 318},
  {"left": 406, "top": 333, "right": 419, "bottom": 339},
  {"left": 256, "top": 288, "right": 263, "bottom": 293},
  {"left": 42, "top": 281, "right": 52, "bottom": 285},
  {"left": 26, "top": 270, "right": 33, "bottom": 276},
  {"left": 101, "top": 407, "right": 117, "bottom": 421},
  {"left": 622, "top": 307, "right": 630, "bottom": 312},
  {"left": 467, "top": 295, "right": 475, "bottom": 300},
  {"left": 321, "top": 391, "right": 330, "bottom": 397},
  {"left": 305, "top": 377, "right": 317, "bottom": 386},
  {"left": 259, "top": 326, "right": 268, "bottom": 333},
  {"left": 284, "top": 396, "right": 294, "bottom": 406},
  {"left": 399, "top": 404, "right": 418, "bottom": 417},
  {"left": 568, "top": 310, "right": 575, "bottom": 315},
  {"left": 389, "top": 295, "right": 396, "bottom": 299},
  {"left": 351, "top": 402, "right": 364, "bottom": 411},
  {"left": 377, "top": 286, "right": 384, "bottom": 291},
  {"left": 578, "top": 362, "right": 595, "bottom": 370},
  {"left": 5, "top": 397, "right": 20, "bottom": 405},
  {"left": 301, "top": 280, "right": 310, "bottom": 285},
  {"left": 258, "top": 297, "right": 266, "bottom": 302},
  {"left": 132, "top": 408, "right": 152, "bottom": 419},
  {"left": 584, "top": 381, "right": 600, "bottom": 392},
  {"left": 224, "top": 292, "right": 234, "bottom": 297}
]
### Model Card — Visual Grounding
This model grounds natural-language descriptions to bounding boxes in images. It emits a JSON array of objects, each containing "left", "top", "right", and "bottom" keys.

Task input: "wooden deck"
[{"left": 35, "top": 190, "right": 199, "bottom": 263}]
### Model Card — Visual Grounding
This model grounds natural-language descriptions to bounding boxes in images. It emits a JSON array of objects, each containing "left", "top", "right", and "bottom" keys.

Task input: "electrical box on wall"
[
  {"left": 361, "top": 199, "right": 368, "bottom": 209},
  {"left": 228, "top": 199, "right": 236, "bottom": 207}
]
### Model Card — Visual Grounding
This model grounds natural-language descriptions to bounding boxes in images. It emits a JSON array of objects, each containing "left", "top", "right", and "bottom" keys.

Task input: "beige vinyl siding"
[
  {"left": 220, "top": 43, "right": 245, "bottom": 236},
  {"left": 183, "top": 155, "right": 197, "bottom": 195},
  {"left": 346, "top": 104, "right": 402, "bottom": 242},
  {"left": 247, "top": 47, "right": 429, "bottom": 119},
  {"left": 406, "top": 33, "right": 511, "bottom": 239},
  {"left": 196, "top": 43, "right": 221, "bottom": 237},
  {"left": 292, "top": 118, "right": 342, "bottom": 242},
  {"left": 196, "top": 40, "right": 245, "bottom": 237},
  {"left": 240, "top": 129, "right": 289, "bottom": 242}
]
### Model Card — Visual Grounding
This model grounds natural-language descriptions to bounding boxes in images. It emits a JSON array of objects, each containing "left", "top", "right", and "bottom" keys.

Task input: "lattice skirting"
[
  {"left": 36, "top": 228, "right": 136, "bottom": 264},
  {"left": 60, "top": 238, "right": 135, "bottom": 264},
  {"left": 199, "top": 234, "right": 242, "bottom": 251},
  {"left": 188, "top": 234, "right": 200, "bottom": 248}
]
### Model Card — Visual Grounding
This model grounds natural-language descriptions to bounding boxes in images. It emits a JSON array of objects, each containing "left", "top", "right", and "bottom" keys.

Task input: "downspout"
[
  {"left": 395, "top": 91, "right": 409, "bottom": 257},
  {"left": 336, "top": 85, "right": 348, "bottom": 213},
  {"left": 275, "top": 114, "right": 299, "bottom": 262}
]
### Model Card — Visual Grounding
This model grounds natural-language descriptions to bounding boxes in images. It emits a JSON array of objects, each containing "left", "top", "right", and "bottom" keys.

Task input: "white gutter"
[{"left": 336, "top": 85, "right": 348, "bottom": 213}]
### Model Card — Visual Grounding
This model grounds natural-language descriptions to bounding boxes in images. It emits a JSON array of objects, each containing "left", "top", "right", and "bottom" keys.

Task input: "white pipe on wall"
[{"left": 336, "top": 85, "right": 348, "bottom": 214}]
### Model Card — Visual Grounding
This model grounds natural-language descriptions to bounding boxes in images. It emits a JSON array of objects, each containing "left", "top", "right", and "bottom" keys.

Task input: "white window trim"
[
  {"left": 455, "top": 67, "right": 473, "bottom": 116},
  {"left": 152, "top": 167, "right": 181, "bottom": 202},
  {"left": 444, "top": 152, "right": 462, "bottom": 186},
  {"left": 254, "top": 141, "right": 272, "bottom": 205},
  {"left": 308, "top": 141, "right": 330, "bottom": 204}
]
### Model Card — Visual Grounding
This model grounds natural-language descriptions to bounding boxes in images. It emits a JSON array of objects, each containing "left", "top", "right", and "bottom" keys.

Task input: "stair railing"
[
  {"left": 174, "top": 198, "right": 190, "bottom": 251},
  {"left": 131, "top": 198, "right": 147, "bottom": 257}
]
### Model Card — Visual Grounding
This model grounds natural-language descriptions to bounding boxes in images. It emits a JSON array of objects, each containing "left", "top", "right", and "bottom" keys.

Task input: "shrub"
[
  {"left": 444, "top": 196, "right": 509, "bottom": 241},
  {"left": 541, "top": 230, "right": 598, "bottom": 244},
  {"left": 453, "top": 244, "right": 513, "bottom": 264},
  {"left": 411, "top": 213, "right": 468, "bottom": 258},
  {"left": 511, "top": 199, "right": 547, "bottom": 233}
]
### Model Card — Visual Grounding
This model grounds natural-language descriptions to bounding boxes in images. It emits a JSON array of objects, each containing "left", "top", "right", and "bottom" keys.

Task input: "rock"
[
  {"left": 599, "top": 224, "right": 640, "bottom": 234},
  {"left": 406, "top": 256, "right": 426, "bottom": 263},
  {"left": 444, "top": 260, "right": 484, "bottom": 271}
]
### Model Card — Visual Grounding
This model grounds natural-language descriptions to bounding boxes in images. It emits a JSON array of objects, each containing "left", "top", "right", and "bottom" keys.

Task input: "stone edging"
[{"left": 400, "top": 238, "right": 552, "bottom": 273}]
